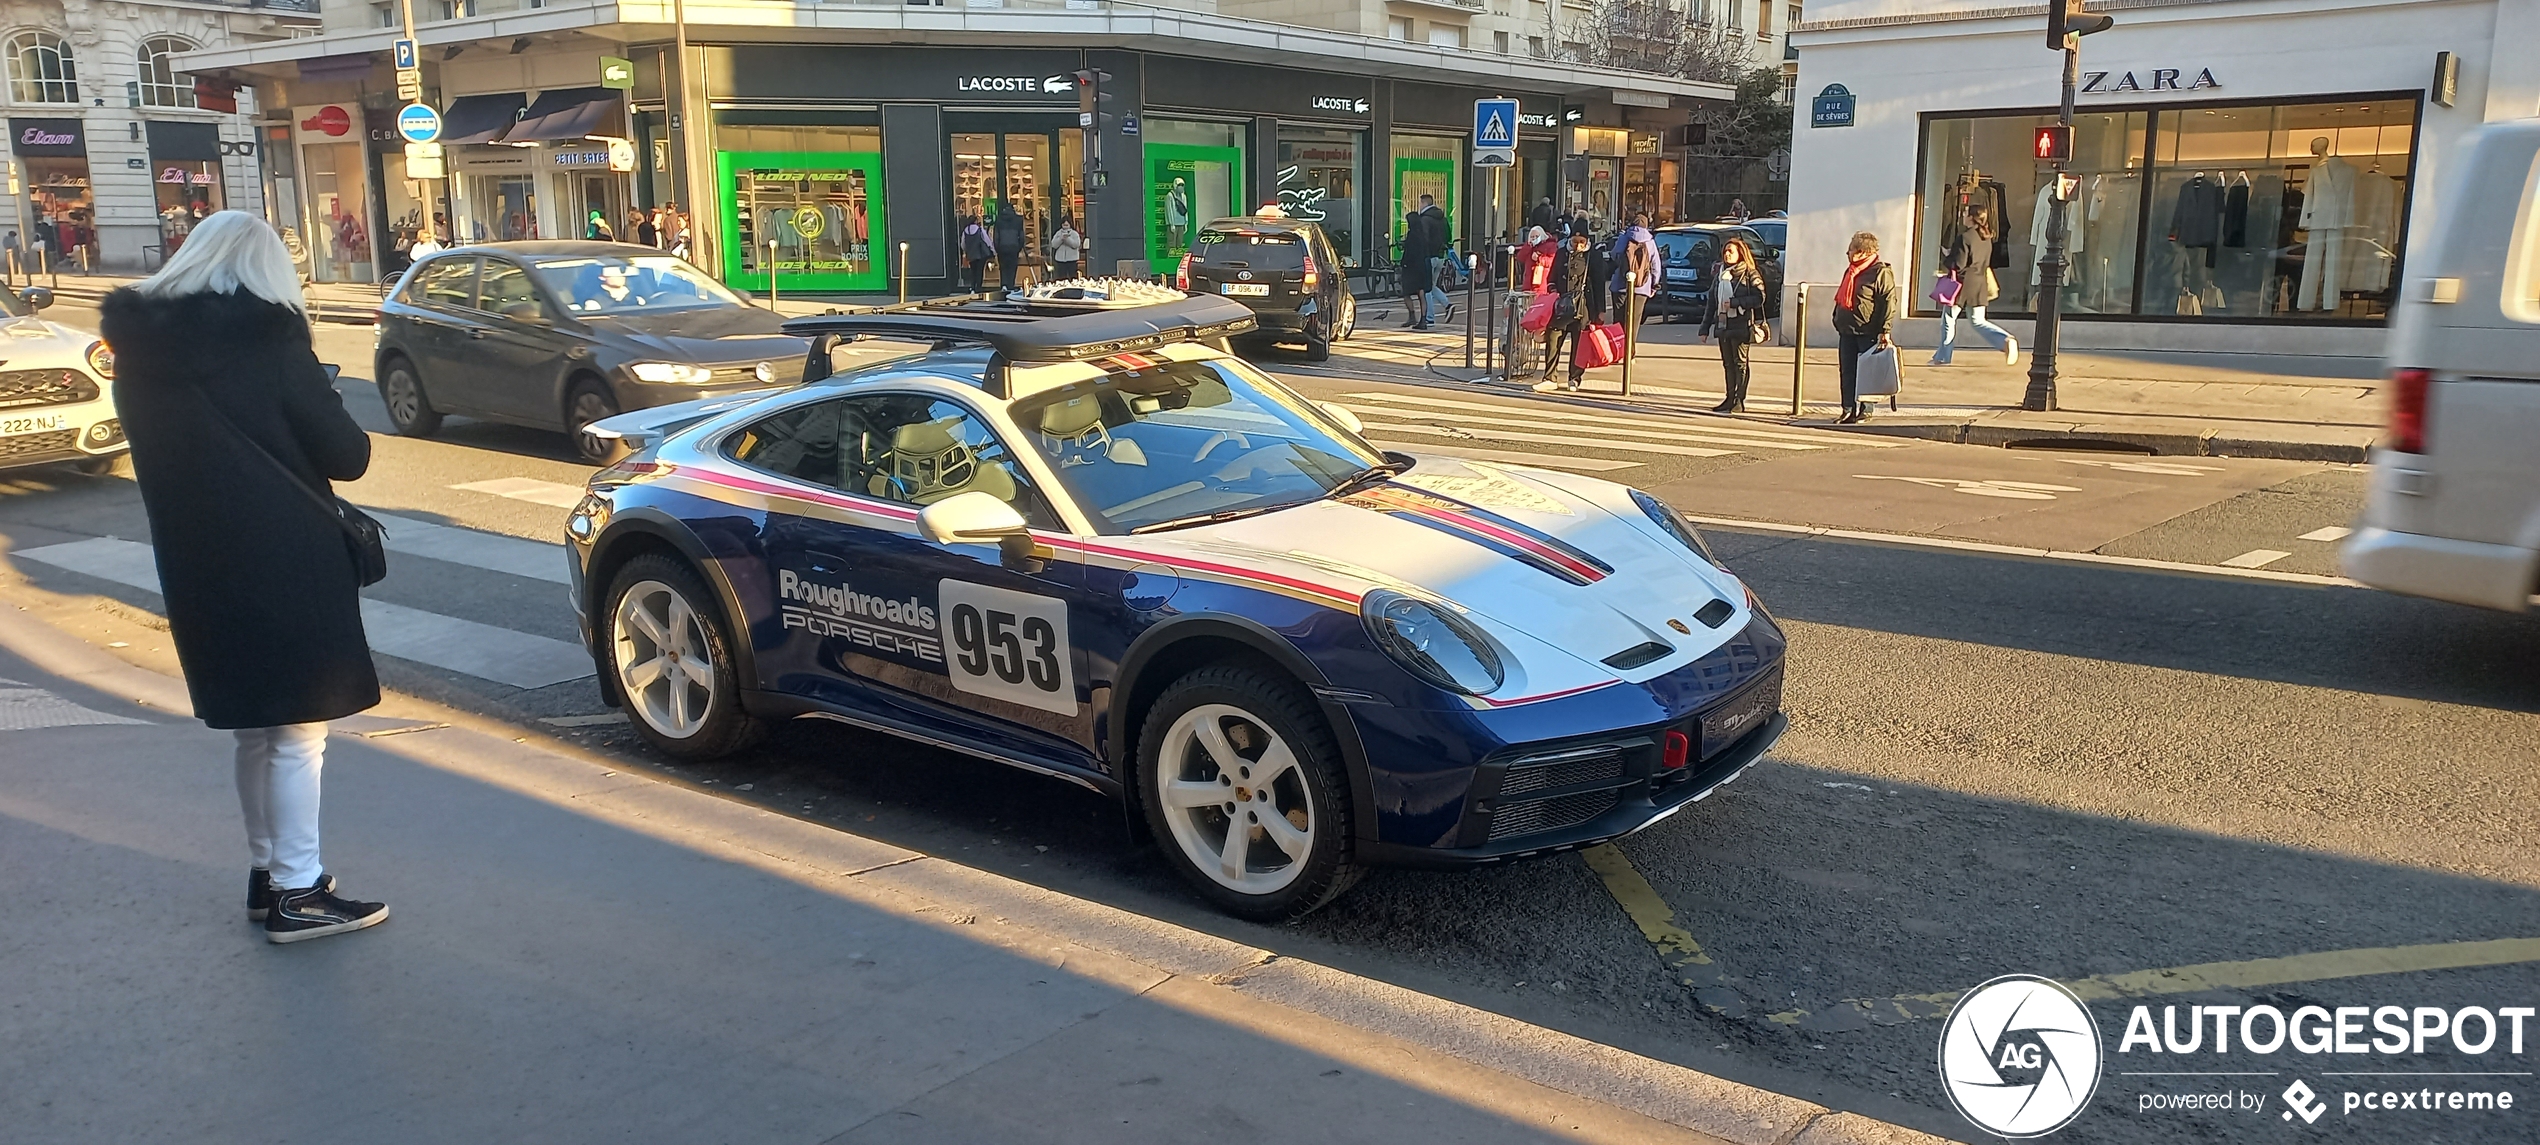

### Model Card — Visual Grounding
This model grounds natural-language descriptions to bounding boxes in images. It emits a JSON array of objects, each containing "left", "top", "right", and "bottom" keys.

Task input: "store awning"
[
  {"left": 502, "top": 87, "right": 625, "bottom": 143},
  {"left": 442, "top": 93, "right": 525, "bottom": 146}
]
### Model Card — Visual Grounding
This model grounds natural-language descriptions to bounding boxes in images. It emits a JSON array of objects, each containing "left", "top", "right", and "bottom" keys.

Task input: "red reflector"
[
  {"left": 2387, "top": 368, "right": 2430, "bottom": 454},
  {"left": 1175, "top": 252, "right": 1192, "bottom": 292},
  {"left": 1661, "top": 730, "right": 1691, "bottom": 769}
]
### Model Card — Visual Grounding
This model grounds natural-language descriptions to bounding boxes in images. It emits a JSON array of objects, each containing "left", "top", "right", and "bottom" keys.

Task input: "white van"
[{"left": 2342, "top": 121, "right": 2540, "bottom": 612}]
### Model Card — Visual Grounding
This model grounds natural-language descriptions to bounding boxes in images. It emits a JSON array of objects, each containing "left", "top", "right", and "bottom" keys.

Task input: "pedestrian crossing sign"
[{"left": 1473, "top": 98, "right": 1519, "bottom": 165}]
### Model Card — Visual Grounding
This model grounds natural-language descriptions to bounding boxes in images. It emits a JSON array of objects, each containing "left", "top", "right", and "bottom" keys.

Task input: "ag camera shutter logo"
[{"left": 1939, "top": 974, "right": 2105, "bottom": 1137}]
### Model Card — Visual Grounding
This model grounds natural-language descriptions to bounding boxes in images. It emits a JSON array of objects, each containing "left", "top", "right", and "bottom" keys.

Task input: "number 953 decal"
[{"left": 938, "top": 580, "right": 1077, "bottom": 715}]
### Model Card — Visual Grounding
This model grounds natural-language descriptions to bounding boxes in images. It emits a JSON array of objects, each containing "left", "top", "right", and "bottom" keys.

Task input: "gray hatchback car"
[{"left": 374, "top": 241, "right": 807, "bottom": 461}]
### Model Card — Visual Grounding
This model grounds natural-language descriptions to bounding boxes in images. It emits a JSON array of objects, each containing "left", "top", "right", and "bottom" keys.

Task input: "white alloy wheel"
[
  {"left": 613, "top": 579, "right": 716, "bottom": 739},
  {"left": 1154, "top": 703, "right": 1316, "bottom": 895}
]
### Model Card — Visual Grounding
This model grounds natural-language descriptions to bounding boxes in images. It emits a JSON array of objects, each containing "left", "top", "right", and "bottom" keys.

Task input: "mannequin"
[
  {"left": 2030, "top": 180, "right": 2083, "bottom": 288},
  {"left": 2296, "top": 136, "right": 2356, "bottom": 310}
]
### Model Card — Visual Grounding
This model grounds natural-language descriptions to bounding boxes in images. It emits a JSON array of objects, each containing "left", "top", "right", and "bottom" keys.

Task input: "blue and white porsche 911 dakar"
[{"left": 566, "top": 289, "right": 1786, "bottom": 919}]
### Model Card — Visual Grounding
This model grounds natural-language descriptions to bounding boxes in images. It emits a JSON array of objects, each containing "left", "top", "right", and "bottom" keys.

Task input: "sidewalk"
[
  {"left": 0, "top": 601, "right": 1956, "bottom": 1145},
  {"left": 37, "top": 272, "right": 855, "bottom": 323},
  {"left": 1334, "top": 304, "right": 2384, "bottom": 463}
]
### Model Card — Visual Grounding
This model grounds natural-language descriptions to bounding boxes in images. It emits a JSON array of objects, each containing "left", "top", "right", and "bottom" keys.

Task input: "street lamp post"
[{"left": 2022, "top": 1, "right": 2113, "bottom": 413}]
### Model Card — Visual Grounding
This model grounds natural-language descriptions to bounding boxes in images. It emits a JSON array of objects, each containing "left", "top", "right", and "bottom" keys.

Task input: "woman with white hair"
[{"left": 100, "top": 211, "right": 389, "bottom": 944}]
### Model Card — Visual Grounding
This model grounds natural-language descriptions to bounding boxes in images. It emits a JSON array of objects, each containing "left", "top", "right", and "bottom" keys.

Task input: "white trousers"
[
  {"left": 234, "top": 723, "right": 329, "bottom": 890},
  {"left": 2298, "top": 228, "right": 2347, "bottom": 310}
]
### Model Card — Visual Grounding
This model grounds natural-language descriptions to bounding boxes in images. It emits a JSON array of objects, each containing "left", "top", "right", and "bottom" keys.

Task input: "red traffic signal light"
[{"left": 2034, "top": 125, "right": 2073, "bottom": 162}]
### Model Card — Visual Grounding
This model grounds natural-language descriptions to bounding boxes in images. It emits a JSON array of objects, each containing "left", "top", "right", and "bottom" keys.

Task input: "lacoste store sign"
[{"left": 956, "top": 74, "right": 1069, "bottom": 95}]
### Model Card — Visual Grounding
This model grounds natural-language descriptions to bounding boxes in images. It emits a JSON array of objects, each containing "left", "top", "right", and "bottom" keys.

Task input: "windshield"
[
  {"left": 530, "top": 255, "right": 747, "bottom": 315},
  {"left": 1652, "top": 232, "right": 1713, "bottom": 269},
  {"left": 1008, "top": 356, "right": 1381, "bottom": 534},
  {"left": 1192, "top": 230, "right": 1307, "bottom": 270},
  {"left": 0, "top": 290, "right": 30, "bottom": 319},
  {"left": 1747, "top": 221, "right": 1786, "bottom": 248}
]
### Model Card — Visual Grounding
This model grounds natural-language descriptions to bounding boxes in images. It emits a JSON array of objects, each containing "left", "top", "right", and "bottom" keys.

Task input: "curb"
[
  {"left": 0, "top": 596, "right": 1968, "bottom": 1145},
  {"left": 1323, "top": 349, "right": 2372, "bottom": 463}
]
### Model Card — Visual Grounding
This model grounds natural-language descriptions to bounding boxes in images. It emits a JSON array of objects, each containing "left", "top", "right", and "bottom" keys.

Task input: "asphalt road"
[{"left": 6, "top": 301, "right": 2535, "bottom": 1143}]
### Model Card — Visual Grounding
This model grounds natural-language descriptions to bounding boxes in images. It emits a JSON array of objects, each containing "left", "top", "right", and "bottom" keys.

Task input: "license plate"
[
  {"left": 0, "top": 411, "right": 66, "bottom": 436},
  {"left": 1221, "top": 283, "right": 1270, "bottom": 297},
  {"left": 1699, "top": 667, "right": 1782, "bottom": 757}
]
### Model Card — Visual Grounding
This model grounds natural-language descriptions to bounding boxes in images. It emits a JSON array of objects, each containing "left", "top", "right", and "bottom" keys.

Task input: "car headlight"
[
  {"left": 85, "top": 340, "right": 113, "bottom": 379},
  {"left": 1362, "top": 589, "right": 1504, "bottom": 696},
  {"left": 627, "top": 361, "right": 713, "bottom": 385},
  {"left": 1631, "top": 488, "right": 1722, "bottom": 568}
]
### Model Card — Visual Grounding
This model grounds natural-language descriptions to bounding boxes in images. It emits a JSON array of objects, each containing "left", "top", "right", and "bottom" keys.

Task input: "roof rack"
[{"left": 785, "top": 291, "right": 1259, "bottom": 394}]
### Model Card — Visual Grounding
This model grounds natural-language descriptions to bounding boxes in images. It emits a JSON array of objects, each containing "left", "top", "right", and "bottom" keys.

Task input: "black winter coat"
[
  {"left": 99, "top": 289, "right": 379, "bottom": 729},
  {"left": 1831, "top": 260, "right": 1900, "bottom": 339}
]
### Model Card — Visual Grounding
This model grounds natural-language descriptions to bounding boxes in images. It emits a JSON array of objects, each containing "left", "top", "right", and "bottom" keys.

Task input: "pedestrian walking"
[
  {"left": 1397, "top": 206, "right": 1432, "bottom": 329},
  {"left": 1504, "top": 225, "right": 1556, "bottom": 377},
  {"left": 1528, "top": 197, "right": 1557, "bottom": 235},
  {"left": 1048, "top": 215, "right": 1083, "bottom": 280},
  {"left": 1832, "top": 231, "right": 1899, "bottom": 424},
  {"left": 661, "top": 202, "right": 689, "bottom": 258},
  {"left": 96, "top": 212, "right": 389, "bottom": 945},
  {"left": 407, "top": 226, "right": 443, "bottom": 262},
  {"left": 1700, "top": 236, "right": 1768, "bottom": 413},
  {"left": 959, "top": 213, "right": 991, "bottom": 292},
  {"left": 586, "top": 209, "right": 613, "bottom": 241},
  {"left": 1413, "top": 194, "right": 1452, "bottom": 324},
  {"left": 1613, "top": 211, "right": 1662, "bottom": 327},
  {"left": 1541, "top": 228, "right": 1594, "bottom": 389},
  {"left": 1927, "top": 204, "right": 2018, "bottom": 367},
  {"left": 991, "top": 203, "right": 1025, "bottom": 290},
  {"left": 630, "top": 208, "right": 659, "bottom": 248},
  {"left": 1583, "top": 222, "right": 1613, "bottom": 324}
]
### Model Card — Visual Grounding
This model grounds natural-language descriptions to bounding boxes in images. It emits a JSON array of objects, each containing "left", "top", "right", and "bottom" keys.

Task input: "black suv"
[
  {"left": 1175, "top": 217, "right": 1356, "bottom": 360},
  {"left": 1649, "top": 223, "right": 1784, "bottom": 326}
]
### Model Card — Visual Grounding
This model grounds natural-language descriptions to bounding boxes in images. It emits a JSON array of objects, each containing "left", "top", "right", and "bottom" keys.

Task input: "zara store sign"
[{"left": 2081, "top": 66, "right": 2221, "bottom": 95}]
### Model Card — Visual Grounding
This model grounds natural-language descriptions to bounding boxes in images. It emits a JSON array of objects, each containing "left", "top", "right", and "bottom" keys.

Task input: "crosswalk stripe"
[
  {"left": 1344, "top": 403, "right": 1823, "bottom": 452},
  {"left": 0, "top": 675, "right": 148, "bottom": 730},
  {"left": 1373, "top": 441, "right": 1643, "bottom": 472},
  {"left": 1340, "top": 390, "right": 1896, "bottom": 447},
  {"left": 1355, "top": 420, "right": 1736, "bottom": 458},
  {"left": 15, "top": 537, "right": 593, "bottom": 690},
  {"left": 374, "top": 512, "right": 570, "bottom": 584},
  {"left": 451, "top": 477, "right": 589, "bottom": 508}
]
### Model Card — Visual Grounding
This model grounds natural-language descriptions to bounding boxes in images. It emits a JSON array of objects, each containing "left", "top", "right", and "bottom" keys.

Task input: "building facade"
[
  {"left": 1786, "top": 0, "right": 2535, "bottom": 357},
  {"left": 0, "top": 0, "right": 304, "bottom": 273},
  {"left": 181, "top": 0, "right": 1729, "bottom": 290}
]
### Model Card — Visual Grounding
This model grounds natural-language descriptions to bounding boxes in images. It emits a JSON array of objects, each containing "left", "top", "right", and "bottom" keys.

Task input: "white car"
[
  {"left": 0, "top": 287, "right": 125, "bottom": 475},
  {"left": 2343, "top": 121, "right": 2540, "bottom": 611}
]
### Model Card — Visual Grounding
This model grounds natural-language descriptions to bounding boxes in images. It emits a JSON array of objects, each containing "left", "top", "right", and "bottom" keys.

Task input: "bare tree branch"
[{"left": 1561, "top": 1, "right": 1756, "bottom": 83}]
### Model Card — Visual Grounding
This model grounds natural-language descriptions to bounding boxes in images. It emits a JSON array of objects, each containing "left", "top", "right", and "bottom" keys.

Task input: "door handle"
[{"left": 469, "top": 329, "right": 488, "bottom": 339}]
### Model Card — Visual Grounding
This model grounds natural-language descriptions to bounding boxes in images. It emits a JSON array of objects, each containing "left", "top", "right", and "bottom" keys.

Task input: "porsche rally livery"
[{"left": 565, "top": 291, "right": 1786, "bottom": 919}]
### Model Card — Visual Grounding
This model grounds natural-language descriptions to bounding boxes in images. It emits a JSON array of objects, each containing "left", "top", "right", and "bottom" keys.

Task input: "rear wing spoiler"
[{"left": 783, "top": 291, "right": 1257, "bottom": 397}]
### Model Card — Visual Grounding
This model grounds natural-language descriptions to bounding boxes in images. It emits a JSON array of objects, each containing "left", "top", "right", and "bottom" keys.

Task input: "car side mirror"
[
  {"left": 918, "top": 490, "right": 1030, "bottom": 545},
  {"left": 1315, "top": 400, "right": 1364, "bottom": 434},
  {"left": 21, "top": 286, "right": 51, "bottom": 310}
]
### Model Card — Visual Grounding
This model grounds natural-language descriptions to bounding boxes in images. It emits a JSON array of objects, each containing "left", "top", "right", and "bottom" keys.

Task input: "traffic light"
[
  {"left": 1075, "top": 68, "right": 1113, "bottom": 191},
  {"left": 2047, "top": 0, "right": 2113, "bottom": 48},
  {"left": 2034, "top": 125, "right": 2072, "bottom": 162}
]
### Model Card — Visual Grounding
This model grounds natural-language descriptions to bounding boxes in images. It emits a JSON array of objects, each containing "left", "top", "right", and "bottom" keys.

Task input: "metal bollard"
[
  {"left": 1791, "top": 283, "right": 1810, "bottom": 417},
  {"left": 897, "top": 241, "right": 909, "bottom": 304},
  {"left": 1463, "top": 253, "right": 1478, "bottom": 369},
  {"left": 766, "top": 238, "right": 780, "bottom": 309}
]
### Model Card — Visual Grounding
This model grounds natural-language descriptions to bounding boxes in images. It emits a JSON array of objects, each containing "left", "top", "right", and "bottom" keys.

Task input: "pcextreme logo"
[{"left": 1937, "top": 975, "right": 2104, "bottom": 1138}]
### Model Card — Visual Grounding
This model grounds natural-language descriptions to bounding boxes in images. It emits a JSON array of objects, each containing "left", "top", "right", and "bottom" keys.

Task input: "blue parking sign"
[{"left": 393, "top": 38, "right": 417, "bottom": 71}]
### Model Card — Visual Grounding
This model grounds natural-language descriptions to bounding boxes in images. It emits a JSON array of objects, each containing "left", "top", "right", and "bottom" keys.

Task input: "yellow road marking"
[
  {"left": 1581, "top": 844, "right": 1715, "bottom": 977},
  {"left": 1769, "top": 936, "right": 2540, "bottom": 1027}
]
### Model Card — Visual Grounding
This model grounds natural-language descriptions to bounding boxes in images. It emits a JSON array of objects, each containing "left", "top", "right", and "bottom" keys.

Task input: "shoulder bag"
[{"left": 195, "top": 384, "right": 389, "bottom": 587}]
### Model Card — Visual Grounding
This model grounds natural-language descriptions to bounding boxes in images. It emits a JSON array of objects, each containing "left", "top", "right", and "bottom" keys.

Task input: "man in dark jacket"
[
  {"left": 1830, "top": 230, "right": 1899, "bottom": 423},
  {"left": 991, "top": 204, "right": 1026, "bottom": 290},
  {"left": 1528, "top": 197, "right": 1557, "bottom": 235},
  {"left": 1398, "top": 201, "right": 1437, "bottom": 328},
  {"left": 100, "top": 211, "right": 389, "bottom": 944}
]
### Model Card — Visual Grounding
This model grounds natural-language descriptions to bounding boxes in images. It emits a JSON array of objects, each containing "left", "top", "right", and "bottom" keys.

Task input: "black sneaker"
[
  {"left": 265, "top": 882, "right": 388, "bottom": 944},
  {"left": 248, "top": 869, "right": 336, "bottom": 921}
]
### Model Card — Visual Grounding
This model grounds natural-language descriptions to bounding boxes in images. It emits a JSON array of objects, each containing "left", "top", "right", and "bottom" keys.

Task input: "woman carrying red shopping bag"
[{"left": 1541, "top": 229, "right": 1594, "bottom": 389}]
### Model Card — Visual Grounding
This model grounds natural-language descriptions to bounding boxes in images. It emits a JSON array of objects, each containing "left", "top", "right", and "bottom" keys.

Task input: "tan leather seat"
[{"left": 870, "top": 416, "right": 1017, "bottom": 505}]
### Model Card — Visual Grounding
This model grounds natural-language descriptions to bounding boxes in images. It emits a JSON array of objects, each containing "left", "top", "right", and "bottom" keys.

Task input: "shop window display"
[
  {"left": 152, "top": 160, "right": 220, "bottom": 258},
  {"left": 22, "top": 155, "right": 92, "bottom": 269},
  {"left": 717, "top": 151, "right": 885, "bottom": 293},
  {"left": 1145, "top": 120, "right": 1243, "bottom": 268},
  {"left": 1916, "top": 96, "right": 2414, "bottom": 322},
  {"left": 1390, "top": 133, "right": 1460, "bottom": 259},
  {"left": 1277, "top": 128, "right": 1363, "bottom": 265}
]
